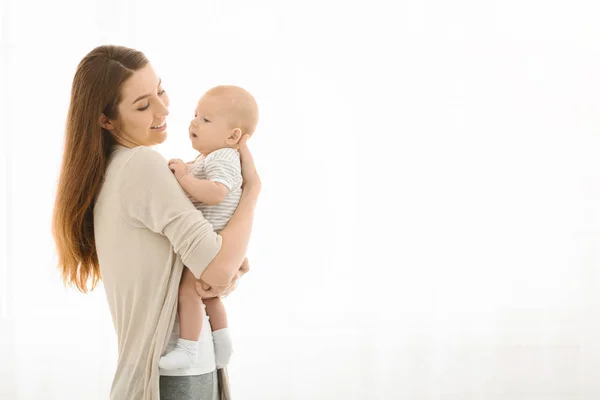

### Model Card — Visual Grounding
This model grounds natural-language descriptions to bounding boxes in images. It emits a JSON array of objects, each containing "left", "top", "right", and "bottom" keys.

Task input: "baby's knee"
[{"left": 179, "top": 273, "right": 201, "bottom": 303}]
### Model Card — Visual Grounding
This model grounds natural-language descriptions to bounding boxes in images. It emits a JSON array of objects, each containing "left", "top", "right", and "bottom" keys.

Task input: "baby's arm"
[
  {"left": 179, "top": 175, "right": 230, "bottom": 205},
  {"left": 168, "top": 159, "right": 230, "bottom": 205},
  {"left": 170, "top": 149, "right": 240, "bottom": 205}
]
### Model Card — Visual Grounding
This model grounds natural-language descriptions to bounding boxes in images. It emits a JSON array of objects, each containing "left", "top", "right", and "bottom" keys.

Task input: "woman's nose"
[{"left": 156, "top": 101, "right": 169, "bottom": 117}]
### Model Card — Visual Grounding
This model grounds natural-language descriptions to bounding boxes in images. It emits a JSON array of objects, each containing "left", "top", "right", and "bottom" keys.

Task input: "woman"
[{"left": 52, "top": 45, "right": 260, "bottom": 400}]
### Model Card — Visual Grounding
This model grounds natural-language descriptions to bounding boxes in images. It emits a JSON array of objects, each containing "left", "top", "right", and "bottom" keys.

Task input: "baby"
[{"left": 159, "top": 85, "right": 259, "bottom": 370}]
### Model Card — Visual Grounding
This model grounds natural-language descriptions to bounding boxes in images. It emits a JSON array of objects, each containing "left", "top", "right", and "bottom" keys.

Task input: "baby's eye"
[{"left": 203, "top": 118, "right": 210, "bottom": 123}]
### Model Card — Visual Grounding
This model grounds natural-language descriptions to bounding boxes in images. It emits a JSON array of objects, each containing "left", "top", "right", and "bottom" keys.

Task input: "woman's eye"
[
  {"left": 158, "top": 89, "right": 166, "bottom": 96},
  {"left": 138, "top": 104, "right": 150, "bottom": 111}
]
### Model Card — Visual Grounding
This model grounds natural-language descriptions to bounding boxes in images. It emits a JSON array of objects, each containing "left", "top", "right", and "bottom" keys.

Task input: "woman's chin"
[{"left": 153, "top": 130, "right": 168, "bottom": 144}]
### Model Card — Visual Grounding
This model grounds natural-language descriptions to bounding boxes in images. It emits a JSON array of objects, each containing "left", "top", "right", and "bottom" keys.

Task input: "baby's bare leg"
[
  {"left": 204, "top": 297, "right": 228, "bottom": 331},
  {"left": 179, "top": 267, "right": 204, "bottom": 340},
  {"left": 198, "top": 258, "right": 249, "bottom": 369},
  {"left": 159, "top": 267, "right": 203, "bottom": 370}
]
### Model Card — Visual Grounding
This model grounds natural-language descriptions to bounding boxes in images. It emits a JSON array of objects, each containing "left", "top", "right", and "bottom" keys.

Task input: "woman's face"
[{"left": 111, "top": 63, "right": 170, "bottom": 147}]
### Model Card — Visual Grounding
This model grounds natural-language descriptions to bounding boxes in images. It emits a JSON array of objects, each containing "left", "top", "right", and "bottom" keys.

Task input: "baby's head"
[{"left": 189, "top": 85, "right": 259, "bottom": 155}]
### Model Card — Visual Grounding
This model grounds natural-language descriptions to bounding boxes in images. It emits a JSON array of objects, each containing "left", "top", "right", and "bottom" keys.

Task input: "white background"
[{"left": 2, "top": 0, "right": 600, "bottom": 399}]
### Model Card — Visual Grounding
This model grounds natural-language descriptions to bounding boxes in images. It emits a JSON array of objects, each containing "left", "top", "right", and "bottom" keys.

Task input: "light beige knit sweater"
[{"left": 94, "top": 145, "right": 222, "bottom": 399}]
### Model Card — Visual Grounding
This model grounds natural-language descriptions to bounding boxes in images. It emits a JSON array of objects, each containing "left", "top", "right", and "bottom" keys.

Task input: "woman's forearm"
[{"left": 200, "top": 188, "right": 258, "bottom": 286}]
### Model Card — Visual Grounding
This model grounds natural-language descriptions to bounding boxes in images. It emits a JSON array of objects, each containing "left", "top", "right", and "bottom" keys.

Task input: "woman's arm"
[
  {"left": 118, "top": 136, "right": 259, "bottom": 287},
  {"left": 119, "top": 147, "right": 223, "bottom": 278},
  {"left": 200, "top": 135, "right": 261, "bottom": 287},
  {"left": 196, "top": 257, "right": 249, "bottom": 299},
  {"left": 199, "top": 188, "right": 258, "bottom": 287}
]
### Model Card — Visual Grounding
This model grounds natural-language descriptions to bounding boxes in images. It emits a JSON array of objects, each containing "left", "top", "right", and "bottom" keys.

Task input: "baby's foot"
[
  {"left": 159, "top": 338, "right": 198, "bottom": 370},
  {"left": 213, "top": 328, "right": 233, "bottom": 369}
]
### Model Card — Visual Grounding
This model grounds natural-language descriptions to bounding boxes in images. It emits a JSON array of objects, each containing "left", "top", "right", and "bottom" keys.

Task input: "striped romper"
[{"left": 189, "top": 148, "right": 242, "bottom": 232}]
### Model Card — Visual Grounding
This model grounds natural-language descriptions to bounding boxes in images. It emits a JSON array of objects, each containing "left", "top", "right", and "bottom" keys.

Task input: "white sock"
[
  {"left": 213, "top": 328, "right": 233, "bottom": 369},
  {"left": 159, "top": 338, "right": 199, "bottom": 370}
]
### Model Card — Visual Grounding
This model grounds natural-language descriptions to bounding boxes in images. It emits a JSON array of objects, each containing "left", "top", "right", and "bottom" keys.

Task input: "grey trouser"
[{"left": 159, "top": 370, "right": 218, "bottom": 400}]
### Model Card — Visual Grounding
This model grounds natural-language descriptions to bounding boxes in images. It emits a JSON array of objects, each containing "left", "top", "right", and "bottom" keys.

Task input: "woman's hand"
[
  {"left": 196, "top": 275, "right": 238, "bottom": 299},
  {"left": 239, "top": 135, "right": 261, "bottom": 193},
  {"left": 195, "top": 258, "right": 250, "bottom": 299},
  {"left": 238, "top": 257, "right": 250, "bottom": 276}
]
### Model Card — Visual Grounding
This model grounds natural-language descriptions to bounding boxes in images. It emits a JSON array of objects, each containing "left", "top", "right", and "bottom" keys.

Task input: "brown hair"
[{"left": 52, "top": 45, "right": 148, "bottom": 292}]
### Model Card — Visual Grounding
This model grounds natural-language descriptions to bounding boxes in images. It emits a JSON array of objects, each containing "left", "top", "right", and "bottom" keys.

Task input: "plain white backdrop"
[{"left": 2, "top": 0, "right": 600, "bottom": 399}]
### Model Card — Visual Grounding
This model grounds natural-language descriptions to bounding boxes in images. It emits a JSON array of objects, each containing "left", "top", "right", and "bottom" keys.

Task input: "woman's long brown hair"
[{"left": 52, "top": 45, "right": 148, "bottom": 292}]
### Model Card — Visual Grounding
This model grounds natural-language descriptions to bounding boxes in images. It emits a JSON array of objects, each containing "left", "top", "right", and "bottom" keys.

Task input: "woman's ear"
[
  {"left": 99, "top": 113, "right": 116, "bottom": 131},
  {"left": 226, "top": 128, "right": 243, "bottom": 145}
]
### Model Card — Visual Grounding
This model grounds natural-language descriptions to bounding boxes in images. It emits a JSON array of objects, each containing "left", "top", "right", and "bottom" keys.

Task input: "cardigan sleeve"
[{"left": 118, "top": 146, "right": 222, "bottom": 278}]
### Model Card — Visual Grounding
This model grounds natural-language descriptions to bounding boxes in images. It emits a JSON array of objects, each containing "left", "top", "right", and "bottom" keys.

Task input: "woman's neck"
[{"left": 114, "top": 134, "right": 141, "bottom": 149}]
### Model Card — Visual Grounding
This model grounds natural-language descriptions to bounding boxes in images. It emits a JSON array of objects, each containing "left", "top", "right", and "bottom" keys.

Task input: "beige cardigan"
[{"left": 94, "top": 145, "right": 222, "bottom": 399}]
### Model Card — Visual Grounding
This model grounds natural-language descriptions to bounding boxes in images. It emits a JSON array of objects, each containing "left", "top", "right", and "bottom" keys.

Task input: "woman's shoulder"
[
  {"left": 110, "top": 145, "right": 167, "bottom": 175},
  {"left": 121, "top": 145, "right": 165, "bottom": 165},
  {"left": 108, "top": 145, "right": 172, "bottom": 190}
]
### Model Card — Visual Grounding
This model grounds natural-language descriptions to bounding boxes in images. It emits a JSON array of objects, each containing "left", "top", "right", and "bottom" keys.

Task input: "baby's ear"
[{"left": 226, "top": 128, "right": 243, "bottom": 145}]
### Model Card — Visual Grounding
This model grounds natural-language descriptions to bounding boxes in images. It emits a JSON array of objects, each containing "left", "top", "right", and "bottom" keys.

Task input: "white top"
[
  {"left": 190, "top": 148, "right": 242, "bottom": 232},
  {"left": 94, "top": 145, "right": 223, "bottom": 400}
]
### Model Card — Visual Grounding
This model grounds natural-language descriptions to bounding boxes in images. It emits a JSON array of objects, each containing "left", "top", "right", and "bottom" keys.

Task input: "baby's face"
[{"left": 188, "top": 96, "right": 233, "bottom": 155}]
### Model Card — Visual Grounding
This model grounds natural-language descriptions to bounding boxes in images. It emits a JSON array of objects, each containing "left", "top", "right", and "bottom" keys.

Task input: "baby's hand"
[{"left": 168, "top": 159, "right": 189, "bottom": 180}]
